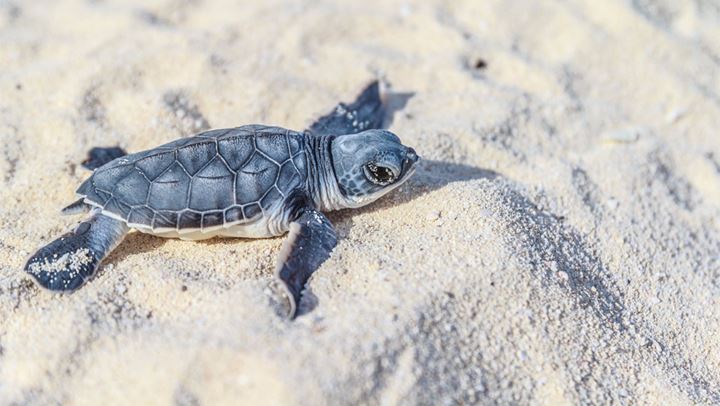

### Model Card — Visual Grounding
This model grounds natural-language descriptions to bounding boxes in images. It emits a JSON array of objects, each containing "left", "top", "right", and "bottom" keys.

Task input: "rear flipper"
[
  {"left": 82, "top": 146, "right": 127, "bottom": 170},
  {"left": 24, "top": 212, "right": 129, "bottom": 291},
  {"left": 272, "top": 209, "right": 338, "bottom": 318},
  {"left": 57, "top": 146, "right": 128, "bottom": 216}
]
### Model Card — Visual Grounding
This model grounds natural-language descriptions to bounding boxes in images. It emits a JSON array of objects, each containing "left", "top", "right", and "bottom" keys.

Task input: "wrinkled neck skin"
[{"left": 304, "top": 134, "right": 351, "bottom": 211}]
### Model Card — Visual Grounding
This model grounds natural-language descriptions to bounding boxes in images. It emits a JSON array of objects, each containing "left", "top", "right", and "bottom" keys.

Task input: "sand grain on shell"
[{"left": 1, "top": 0, "right": 720, "bottom": 404}]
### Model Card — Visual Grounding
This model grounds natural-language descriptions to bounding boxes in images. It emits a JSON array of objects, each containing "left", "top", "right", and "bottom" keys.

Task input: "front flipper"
[
  {"left": 274, "top": 209, "right": 338, "bottom": 318},
  {"left": 24, "top": 212, "right": 129, "bottom": 291},
  {"left": 308, "top": 80, "right": 386, "bottom": 136}
]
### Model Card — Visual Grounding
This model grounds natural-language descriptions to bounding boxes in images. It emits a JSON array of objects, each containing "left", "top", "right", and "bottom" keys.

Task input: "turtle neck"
[{"left": 304, "top": 133, "right": 346, "bottom": 211}]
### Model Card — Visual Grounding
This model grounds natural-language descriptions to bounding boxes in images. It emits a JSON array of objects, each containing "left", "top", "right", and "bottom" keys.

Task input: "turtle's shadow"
[
  {"left": 106, "top": 225, "right": 245, "bottom": 265},
  {"left": 105, "top": 232, "right": 169, "bottom": 265},
  {"left": 398, "top": 159, "right": 499, "bottom": 201}
]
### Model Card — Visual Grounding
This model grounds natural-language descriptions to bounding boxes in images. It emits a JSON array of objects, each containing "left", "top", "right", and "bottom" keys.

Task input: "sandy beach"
[{"left": 1, "top": 0, "right": 720, "bottom": 404}]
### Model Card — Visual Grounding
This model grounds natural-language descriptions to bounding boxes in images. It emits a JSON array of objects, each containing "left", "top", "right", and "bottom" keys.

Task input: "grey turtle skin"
[{"left": 24, "top": 81, "right": 419, "bottom": 318}]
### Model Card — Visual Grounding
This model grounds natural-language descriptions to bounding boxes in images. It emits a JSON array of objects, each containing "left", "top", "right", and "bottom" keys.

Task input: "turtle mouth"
[{"left": 399, "top": 165, "right": 417, "bottom": 185}]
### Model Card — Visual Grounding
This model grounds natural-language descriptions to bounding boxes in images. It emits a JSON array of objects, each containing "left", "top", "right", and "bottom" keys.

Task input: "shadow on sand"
[{"left": 348, "top": 159, "right": 498, "bottom": 215}]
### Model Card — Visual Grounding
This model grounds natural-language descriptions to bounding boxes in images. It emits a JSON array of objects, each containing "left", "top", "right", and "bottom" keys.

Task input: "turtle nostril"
[{"left": 405, "top": 148, "right": 419, "bottom": 162}]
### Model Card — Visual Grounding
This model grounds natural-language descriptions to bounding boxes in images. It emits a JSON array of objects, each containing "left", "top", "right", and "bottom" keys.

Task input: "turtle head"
[{"left": 330, "top": 130, "right": 419, "bottom": 208}]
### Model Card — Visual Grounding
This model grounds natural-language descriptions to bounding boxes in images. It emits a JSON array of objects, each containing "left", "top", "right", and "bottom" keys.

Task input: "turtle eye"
[{"left": 364, "top": 162, "right": 396, "bottom": 185}]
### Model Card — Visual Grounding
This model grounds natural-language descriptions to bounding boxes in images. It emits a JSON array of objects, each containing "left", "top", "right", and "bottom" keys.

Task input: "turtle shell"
[{"left": 77, "top": 125, "right": 308, "bottom": 231}]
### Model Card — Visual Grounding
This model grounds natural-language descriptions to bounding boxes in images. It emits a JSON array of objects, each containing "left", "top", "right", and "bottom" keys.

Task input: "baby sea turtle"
[{"left": 24, "top": 81, "right": 419, "bottom": 318}]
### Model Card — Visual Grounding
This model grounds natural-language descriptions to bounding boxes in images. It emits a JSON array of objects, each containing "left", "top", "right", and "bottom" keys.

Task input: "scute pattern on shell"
[{"left": 76, "top": 125, "right": 307, "bottom": 230}]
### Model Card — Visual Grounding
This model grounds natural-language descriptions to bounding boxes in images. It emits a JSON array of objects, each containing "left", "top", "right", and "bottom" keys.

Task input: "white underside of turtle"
[{"left": 98, "top": 202, "right": 286, "bottom": 240}]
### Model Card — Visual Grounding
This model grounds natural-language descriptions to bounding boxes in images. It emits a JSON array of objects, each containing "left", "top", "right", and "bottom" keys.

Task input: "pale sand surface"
[{"left": 2, "top": 0, "right": 720, "bottom": 404}]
